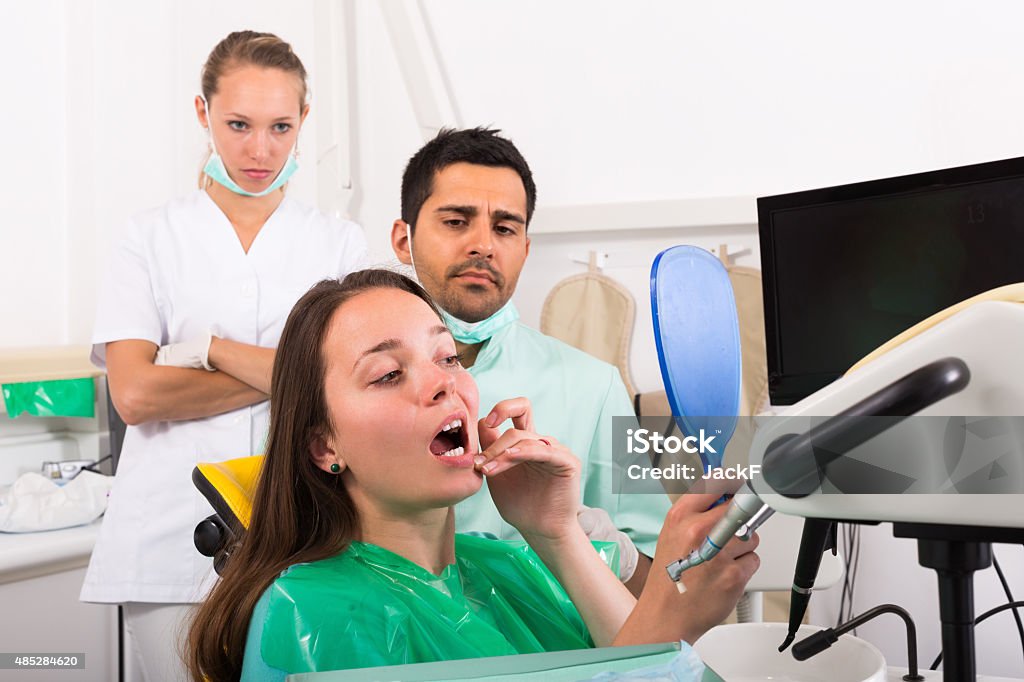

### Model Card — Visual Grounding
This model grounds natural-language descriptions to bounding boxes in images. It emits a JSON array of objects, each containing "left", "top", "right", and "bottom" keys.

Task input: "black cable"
[
  {"left": 850, "top": 526, "right": 861, "bottom": 634},
  {"left": 928, "top": 600, "right": 1024, "bottom": 670},
  {"left": 837, "top": 525, "right": 851, "bottom": 625},
  {"left": 81, "top": 454, "right": 114, "bottom": 474},
  {"left": 837, "top": 524, "right": 861, "bottom": 628},
  {"left": 992, "top": 555, "right": 1024, "bottom": 667}
]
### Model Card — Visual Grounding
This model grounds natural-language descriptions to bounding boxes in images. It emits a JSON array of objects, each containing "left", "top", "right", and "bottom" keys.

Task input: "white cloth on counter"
[{"left": 0, "top": 470, "right": 113, "bottom": 533}]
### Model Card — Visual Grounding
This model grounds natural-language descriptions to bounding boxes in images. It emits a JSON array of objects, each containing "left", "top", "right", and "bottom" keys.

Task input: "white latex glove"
[
  {"left": 577, "top": 504, "right": 640, "bottom": 583},
  {"left": 154, "top": 331, "right": 215, "bottom": 371}
]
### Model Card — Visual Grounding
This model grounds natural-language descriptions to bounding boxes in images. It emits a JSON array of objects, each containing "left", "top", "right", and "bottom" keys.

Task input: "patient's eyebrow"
[
  {"left": 352, "top": 326, "right": 451, "bottom": 369},
  {"left": 354, "top": 339, "right": 402, "bottom": 369}
]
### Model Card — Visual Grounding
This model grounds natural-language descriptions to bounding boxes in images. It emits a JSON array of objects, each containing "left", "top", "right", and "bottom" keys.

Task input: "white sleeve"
[{"left": 91, "top": 219, "right": 164, "bottom": 369}]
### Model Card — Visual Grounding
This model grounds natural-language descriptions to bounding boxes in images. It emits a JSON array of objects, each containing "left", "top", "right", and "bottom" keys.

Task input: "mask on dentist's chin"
[
  {"left": 201, "top": 97, "right": 299, "bottom": 197},
  {"left": 439, "top": 302, "right": 519, "bottom": 345}
]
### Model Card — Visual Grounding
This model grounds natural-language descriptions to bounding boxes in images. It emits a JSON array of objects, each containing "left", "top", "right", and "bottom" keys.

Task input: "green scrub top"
[{"left": 457, "top": 321, "right": 671, "bottom": 557}]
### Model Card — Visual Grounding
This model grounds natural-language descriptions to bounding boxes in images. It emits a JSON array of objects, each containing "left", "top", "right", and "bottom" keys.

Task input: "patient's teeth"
[
  {"left": 441, "top": 418, "right": 463, "bottom": 432},
  {"left": 440, "top": 446, "right": 464, "bottom": 457}
]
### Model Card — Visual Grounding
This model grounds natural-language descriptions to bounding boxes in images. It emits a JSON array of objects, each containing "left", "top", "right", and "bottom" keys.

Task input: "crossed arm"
[{"left": 105, "top": 338, "right": 275, "bottom": 425}]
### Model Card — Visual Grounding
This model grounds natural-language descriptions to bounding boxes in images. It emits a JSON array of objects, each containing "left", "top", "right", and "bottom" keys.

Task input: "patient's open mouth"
[{"left": 430, "top": 416, "right": 468, "bottom": 458}]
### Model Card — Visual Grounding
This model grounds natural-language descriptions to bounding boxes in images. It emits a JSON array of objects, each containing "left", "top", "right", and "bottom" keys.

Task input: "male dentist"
[{"left": 391, "top": 127, "right": 671, "bottom": 594}]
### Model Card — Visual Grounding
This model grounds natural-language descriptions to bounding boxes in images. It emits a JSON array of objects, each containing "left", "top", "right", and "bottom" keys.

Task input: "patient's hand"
[
  {"left": 615, "top": 486, "right": 760, "bottom": 646},
  {"left": 477, "top": 397, "right": 581, "bottom": 542}
]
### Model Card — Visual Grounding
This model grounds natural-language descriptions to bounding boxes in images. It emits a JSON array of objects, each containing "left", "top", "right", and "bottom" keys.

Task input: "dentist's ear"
[
  {"left": 391, "top": 219, "right": 414, "bottom": 265},
  {"left": 310, "top": 435, "right": 346, "bottom": 474}
]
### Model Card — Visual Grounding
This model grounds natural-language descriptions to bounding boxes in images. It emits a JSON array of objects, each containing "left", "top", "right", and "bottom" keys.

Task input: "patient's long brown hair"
[{"left": 186, "top": 270, "right": 443, "bottom": 682}]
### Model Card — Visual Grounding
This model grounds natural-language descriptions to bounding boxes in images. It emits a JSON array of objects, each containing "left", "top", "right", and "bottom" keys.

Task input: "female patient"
[{"left": 186, "top": 269, "right": 758, "bottom": 681}]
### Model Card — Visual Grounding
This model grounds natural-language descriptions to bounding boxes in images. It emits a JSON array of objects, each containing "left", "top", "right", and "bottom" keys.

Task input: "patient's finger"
[
  {"left": 480, "top": 437, "right": 577, "bottom": 478},
  {"left": 477, "top": 427, "right": 546, "bottom": 462},
  {"left": 481, "top": 397, "right": 534, "bottom": 431},
  {"left": 478, "top": 400, "right": 535, "bottom": 452}
]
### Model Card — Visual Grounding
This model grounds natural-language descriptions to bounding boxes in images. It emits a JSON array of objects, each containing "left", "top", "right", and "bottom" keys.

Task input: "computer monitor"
[{"left": 758, "top": 156, "right": 1024, "bottom": 405}]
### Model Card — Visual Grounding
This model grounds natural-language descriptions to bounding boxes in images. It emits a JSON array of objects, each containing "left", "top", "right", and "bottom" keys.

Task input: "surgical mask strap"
[{"left": 406, "top": 222, "right": 415, "bottom": 269}]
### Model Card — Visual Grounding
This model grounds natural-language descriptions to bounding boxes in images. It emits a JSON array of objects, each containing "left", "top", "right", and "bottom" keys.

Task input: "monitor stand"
[{"left": 892, "top": 523, "right": 1024, "bottom": 682}]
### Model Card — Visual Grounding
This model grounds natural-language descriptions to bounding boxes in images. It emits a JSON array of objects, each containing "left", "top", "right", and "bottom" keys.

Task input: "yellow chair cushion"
[{"left": 193, "top": 455, "right": 264, "bottom": 530}]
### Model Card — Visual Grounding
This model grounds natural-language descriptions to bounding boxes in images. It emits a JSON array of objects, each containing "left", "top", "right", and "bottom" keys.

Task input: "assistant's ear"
[
  {"left": 195, "top": 95, "right": 209, "bottom": 130},
  {"left": 310, "top": 434, "right": 346, "bottom": 474},
  {"left": 391, "top": 219, "right": 413, "bottom": 265}
]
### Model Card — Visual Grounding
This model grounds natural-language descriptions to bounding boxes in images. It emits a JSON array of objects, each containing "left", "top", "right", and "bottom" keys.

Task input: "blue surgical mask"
[
  {"left": 201, "top": 97, "right": 299, "bottom": 197},
  {"left": 440, "top": 302, "right": 519, "bottom": 344}
]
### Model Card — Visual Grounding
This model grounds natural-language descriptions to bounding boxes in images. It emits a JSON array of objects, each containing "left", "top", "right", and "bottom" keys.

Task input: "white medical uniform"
[
  {"left": 456, "top": 320, "right": 671, "bottom": 557},
  {"left": 81, "top": 190, "right": 367, "bottom": 604}
]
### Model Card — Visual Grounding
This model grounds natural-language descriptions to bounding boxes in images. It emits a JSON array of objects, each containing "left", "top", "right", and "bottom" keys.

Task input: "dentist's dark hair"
[
  {"left": 186, "top": 269, "right": 444, "bottom": 682},
  {"left": 400, "top": 127, "right": 538, "bottom": 232}
]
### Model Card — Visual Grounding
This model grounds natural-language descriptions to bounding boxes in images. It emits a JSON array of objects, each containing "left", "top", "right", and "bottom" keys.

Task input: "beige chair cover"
[{"left": 540, "top": 253, "right": 638, "bottom": 398}]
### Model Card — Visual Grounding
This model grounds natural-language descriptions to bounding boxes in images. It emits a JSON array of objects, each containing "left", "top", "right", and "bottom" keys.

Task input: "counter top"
[
  {"left": 0, "top": 518, "right": 100, "bottom": 584},
  {"left": 0, "top": 345, "right": 101, "bottom": 385}
]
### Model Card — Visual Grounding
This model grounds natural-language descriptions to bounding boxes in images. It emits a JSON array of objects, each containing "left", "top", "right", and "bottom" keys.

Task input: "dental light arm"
[{"left": 761, "top": 357, "right": 970, "bottom": 498}]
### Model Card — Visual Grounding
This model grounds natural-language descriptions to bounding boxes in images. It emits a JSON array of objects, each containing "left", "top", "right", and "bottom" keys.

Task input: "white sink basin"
[{"left": 694, "top": 623, "right": 887, "bottom": 682}]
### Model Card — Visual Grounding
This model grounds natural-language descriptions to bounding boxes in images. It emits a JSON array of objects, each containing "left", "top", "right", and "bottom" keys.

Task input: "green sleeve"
[{"left": 585, "top": 370, "right": 671, "bottom": 558}]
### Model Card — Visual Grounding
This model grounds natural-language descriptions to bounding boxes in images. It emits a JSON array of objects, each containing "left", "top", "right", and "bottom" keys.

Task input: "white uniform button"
[{"left": 242, "top": 282, "right": 255, "bottom": 298}]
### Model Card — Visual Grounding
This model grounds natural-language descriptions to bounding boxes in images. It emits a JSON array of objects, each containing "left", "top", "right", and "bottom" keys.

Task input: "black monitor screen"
[{"left": 759, "top": 157, "right": 1024, "bottom": 405}]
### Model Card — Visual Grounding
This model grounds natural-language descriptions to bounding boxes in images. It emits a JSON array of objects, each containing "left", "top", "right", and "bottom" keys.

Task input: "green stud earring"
[{"left": 330, "top": 463, "right": 341, "bottom": 474}]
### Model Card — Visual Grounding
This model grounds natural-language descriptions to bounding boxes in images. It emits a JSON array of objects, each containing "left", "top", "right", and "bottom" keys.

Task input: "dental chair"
[
  {"left": 737, "top": 284, "right": 1024, "bottom": 681},
  {"left": 192, "top": 455, "right": 262, "bottom": 574}
]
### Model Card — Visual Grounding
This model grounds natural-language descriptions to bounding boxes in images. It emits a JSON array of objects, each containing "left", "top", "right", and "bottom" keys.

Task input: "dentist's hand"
[
  {"left": 477, "top": 398, "right": 581, "bottom": 542},
  {"left": 578, "top": 505, "right": 641, "bottom": 583}
]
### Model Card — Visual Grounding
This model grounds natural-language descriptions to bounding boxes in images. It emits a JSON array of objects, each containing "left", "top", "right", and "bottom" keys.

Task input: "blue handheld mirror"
[{"left": 650, "top": 245, "right": 741, "bottom": 471}]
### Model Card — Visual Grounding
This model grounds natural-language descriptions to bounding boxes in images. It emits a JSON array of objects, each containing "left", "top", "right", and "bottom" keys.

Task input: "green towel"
[{"left": 2, "top": 377, "right": 95, "bottom": 418}]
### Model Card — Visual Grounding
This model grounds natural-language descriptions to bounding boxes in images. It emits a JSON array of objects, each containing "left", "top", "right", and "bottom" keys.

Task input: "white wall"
[
  {"left": 1, "top": 1, "right": 68, "bottom": 346},
  {"left": 8, "top": 0, "right": 1024, "bottom": 350},
  {"left": 2, "top": 0, "right": 1023, "bottom": 676}
]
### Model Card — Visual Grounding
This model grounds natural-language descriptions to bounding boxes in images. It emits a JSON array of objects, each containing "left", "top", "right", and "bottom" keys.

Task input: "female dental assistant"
[{"left": 79, "top": 31, "right": 366, "bottom": 682}]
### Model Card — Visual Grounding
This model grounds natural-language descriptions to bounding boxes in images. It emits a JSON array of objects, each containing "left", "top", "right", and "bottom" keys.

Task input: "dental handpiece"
[
  {"left": 736, "top": 503, "right": 775, "bottom": 541},
  {"left": 666, "top": 483, "right": 767, "bottom": 582}
]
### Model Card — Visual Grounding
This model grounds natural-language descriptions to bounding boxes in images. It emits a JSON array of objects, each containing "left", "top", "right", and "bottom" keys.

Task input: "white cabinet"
[{"left": 0, "top": 346, "right": 118, "bottom": 681}]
